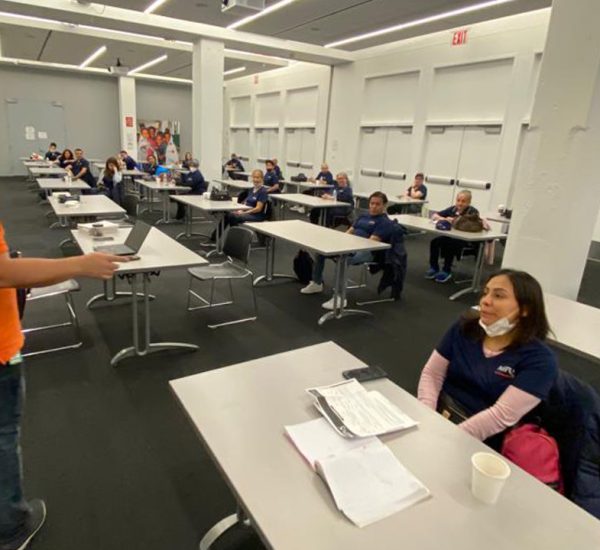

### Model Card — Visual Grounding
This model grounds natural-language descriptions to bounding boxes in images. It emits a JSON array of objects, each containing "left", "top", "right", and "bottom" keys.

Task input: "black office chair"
[{"left": 186, "top": 226, "right": 257, "bottom": 329}]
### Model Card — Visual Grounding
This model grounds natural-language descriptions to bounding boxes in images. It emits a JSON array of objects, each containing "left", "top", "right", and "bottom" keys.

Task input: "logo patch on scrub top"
[{"left": 495, "top": 365, "right": 516, "bottom": 379}]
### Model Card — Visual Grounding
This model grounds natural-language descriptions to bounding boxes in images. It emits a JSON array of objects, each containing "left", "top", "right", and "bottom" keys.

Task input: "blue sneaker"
[
  {"left": 435, "top": 271, "right": 452, "bottom": 283},
  {"left": 424, "top": 268, "right": 439, "bottom": 280}
]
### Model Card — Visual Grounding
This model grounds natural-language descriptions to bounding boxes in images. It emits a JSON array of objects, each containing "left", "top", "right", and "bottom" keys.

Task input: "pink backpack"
[{"left": 502, "top": 423, "right": 564, "bottom": 493}]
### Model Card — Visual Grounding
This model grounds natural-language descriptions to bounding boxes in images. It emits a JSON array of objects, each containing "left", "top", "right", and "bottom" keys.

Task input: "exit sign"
[{"left": 452, "top": 29, "right": 468, "bottom": 46}]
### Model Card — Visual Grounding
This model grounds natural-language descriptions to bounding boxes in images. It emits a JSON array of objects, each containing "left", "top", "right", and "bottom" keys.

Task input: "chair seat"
[
  {"left": 188, "top": 263, "right": 249, "bottom": 280},
  {"left": 29, "top": 279, "right": 80, "bottom": 299}
]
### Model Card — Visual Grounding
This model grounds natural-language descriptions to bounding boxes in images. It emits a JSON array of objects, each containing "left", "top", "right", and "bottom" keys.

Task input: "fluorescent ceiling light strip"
[
  {"left": 144, "top": 0, "right": 169, "bottom": 15},
  {"left": 325, "top": 0, "right": 518, "bottom": 48},
  {"left": 128, "top": 54, "right": 168, "bottom": 75},
  {"left": 227, "top": 0, "right": 298, "bottom": 30},
  {"left": 79, "top": 45, "right": 107, "bottom": 68},
  {"left": 0, "top": 11, "right": 56, "bottom": 23},
  {"left": 224, "top": 66, "right": 246, "bottom": 76}
]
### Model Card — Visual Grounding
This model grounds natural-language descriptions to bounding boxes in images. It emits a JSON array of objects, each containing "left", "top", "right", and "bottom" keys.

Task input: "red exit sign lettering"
[{"left": 452, "top": 29, "right": 468, "bottom": 46}]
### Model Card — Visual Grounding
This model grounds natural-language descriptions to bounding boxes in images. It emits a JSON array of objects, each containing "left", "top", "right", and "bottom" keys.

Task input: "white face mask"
[
  {"left": 190, "top": 166, "right": 197, "bottom": 172},
  {"left": 478, "top": 316, "right": 516, "bottom": 337}
]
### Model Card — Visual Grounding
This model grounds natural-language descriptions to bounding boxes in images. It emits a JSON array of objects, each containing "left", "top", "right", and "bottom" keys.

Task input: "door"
[
  {"left": 421, "top": 126, "right": 464, "bottom": 211},
  {"left": 299, "top": 129, "right": 316, "bottom": 173},
  {"left": 455, "top": 126, "right": 501, "bottom": 213},
  {"left": 6, "top": 99, "right": 67, "bottom": 175},
  {"left": 230, "top": 128, "right": 250, "bottom": 163},
  {"left": 357, "top": 127, "right": 386, "bottom": 192},
  {"left": 284, "top": 129, "right": 302, "bottom": 177},
  {"left": 381, "top": 127, "right": 412, "bottom": 198}
]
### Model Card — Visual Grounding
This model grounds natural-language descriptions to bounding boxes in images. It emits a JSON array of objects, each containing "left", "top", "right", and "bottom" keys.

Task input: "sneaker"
[
  {"left": 0, "top": 499, "right": 46, "bottom": 550},
  {"left": 424, "top": 268, "right": 439, "bottom": 280},
  {"left": 435, "top": 271, "right": 452, "bottom": 283},
  {"left": 297, "top": 206, "right": 306, "bottom": 215},
  {"left": 321, "top": 296, "right": 348, "bottom": 310},
  {"left": 289, "top": 205, "right": 301, "bottom": 212},
  {"left": 300, "top": 281, "right": 324, "bottom": 294}
]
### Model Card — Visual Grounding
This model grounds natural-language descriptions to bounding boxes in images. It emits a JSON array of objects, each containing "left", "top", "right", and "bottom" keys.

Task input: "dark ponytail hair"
[{"left": 461, "top": 269, "right": 551, "bottom": 348}]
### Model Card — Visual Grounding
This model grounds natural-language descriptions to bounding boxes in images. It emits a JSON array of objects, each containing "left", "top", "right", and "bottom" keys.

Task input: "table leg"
[
  {"left": 449, "top": 242, "right": 486, "bottom": 301},
  {"left": 86, "top": 276, "right": 155, "bottom": 308},
  {"left": 176, "top": 204, "right": 209, "bottom": 240},
  {"left": 199, "top": 505, "right": 250, "bottom": 550},
  {"left": 110, "top": 273, "right": 198, "bottom": 367},
  {"left": 319, "top": 208, "right": 326, "bottom": 226},
  {"left": 318, "top": 254, "right": 374, "bottom": 325},
  {"left": 205, "top": 213, "right": 224, "bottom": 257},
  {"left": 253, "top": 236, "right": 295, "bottom": 286}
]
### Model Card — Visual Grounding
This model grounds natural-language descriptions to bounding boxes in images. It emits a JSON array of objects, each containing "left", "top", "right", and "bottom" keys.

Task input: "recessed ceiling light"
[
  {"left": 128, "top": 54, "right": 168, "bottom": 75},
  {"left": 79, "top": 45, "right": 107, "bottom": 69},
  {"left": 227, "top": 0, "right": 298, "bottom": 30},
  {"left": 325, "top": 0, "right": 519, "bottom": 48}
]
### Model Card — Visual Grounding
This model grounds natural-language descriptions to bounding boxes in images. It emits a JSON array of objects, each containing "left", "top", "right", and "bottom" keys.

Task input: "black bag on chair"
[{"left": 293, "top": 250, "right": 313, "bottom": 284}]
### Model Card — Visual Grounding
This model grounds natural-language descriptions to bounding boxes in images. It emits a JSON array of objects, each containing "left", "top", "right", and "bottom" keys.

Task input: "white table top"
[
  {"left": 48, "top": 195, "right": 125, "bottom": 218},
  {"left": 71, "top": 226, "right": 208, "bottom": 274},
  {"left": 545, "top": 293, "right": 600, "bottom": 362},
  {"left": 214, "top": 178, "right": 253, "bottom": 190},
  {"left": 36, "top": 178, "right": 90, "bottom": 191},
  {"left": 354, "top": 192, "right": 426, "bottom": 206},
  {"left": 283, "top": 180, "right": 332, "bottom": 190},
  {"left": 171, "top": 194, "right": 251, "bottom": 213},
  {"left": 121, "top": 169, "right": 145, "bottom": 177},
  {"left": 245, "top": 220, "right": 390, "bottom": 256},
  {"left": 28, "top": 166, "right": 66, "bottom": 176},
  {"left": 135, "top": 179, "right": 190, "bottom": 192},
  {"left": 390, "top": 214, "right": 507, "bottom": 242},
  {"left": 171, "top": 342, "right": 600, "bottom": 550},
  {"left": 484, "top": 211, "right": 512, "bottom": 224},
  {"left": 23, "top": 160, "right": 53, "bottom": 167},
  {"left": 270, "top": 193, "right": 353, "bottom": 209}
]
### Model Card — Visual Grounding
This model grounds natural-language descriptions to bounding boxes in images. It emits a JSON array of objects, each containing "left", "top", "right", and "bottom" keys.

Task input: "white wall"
[
  {"left": 224, "top": 63, "right": 332, "bottom": 177},
  {"left": 0, "top": 66, "right": 119, "bottom": 175}
]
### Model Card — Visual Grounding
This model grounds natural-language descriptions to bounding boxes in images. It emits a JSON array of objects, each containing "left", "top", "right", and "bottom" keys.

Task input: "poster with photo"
[{"left": 137, "top": 120, "right": 181, "bottom": 165}]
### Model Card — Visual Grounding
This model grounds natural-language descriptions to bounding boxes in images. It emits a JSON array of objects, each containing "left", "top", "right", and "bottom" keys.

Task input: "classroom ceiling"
[{"left": 0, "top": 0, "right": 551, "bottom": 81}]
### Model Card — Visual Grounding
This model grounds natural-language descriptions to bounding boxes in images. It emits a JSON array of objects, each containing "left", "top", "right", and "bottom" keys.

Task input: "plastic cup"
[{"left": 471, "top": 452, "right": 511, "bottom": 504}]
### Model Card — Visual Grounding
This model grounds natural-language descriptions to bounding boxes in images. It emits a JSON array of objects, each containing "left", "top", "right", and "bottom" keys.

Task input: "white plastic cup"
[{"left": 471, "top": 452, "right": 511, "bottom": 504}]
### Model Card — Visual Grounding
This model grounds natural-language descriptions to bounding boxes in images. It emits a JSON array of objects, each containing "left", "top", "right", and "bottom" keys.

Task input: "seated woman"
[
  {"left": 142, "top": 154, "right": 158, "bottom": 176},
  {"left": 263, "top": 160, "right": 282, "bottom": 194},
  {"left": 417, "top": 269, "right": 558, "bottom": 446},
  {"left": 100, "top": 156, "right": 124, "bottom": 206},
  {"left": 58, "top": 148, "right": 75, "bottom": 169},
  {"left": 225, "top": 169, "right": 269, "bottom": 228},
  {"left": 176, "top": 160, "right": 207, "bottom": 220},
  {"left": 181, "top": 152, "right": 193, "bottom": 170},
  {"left": 309, "top": 172, "right": 353, "bottom": 226}
]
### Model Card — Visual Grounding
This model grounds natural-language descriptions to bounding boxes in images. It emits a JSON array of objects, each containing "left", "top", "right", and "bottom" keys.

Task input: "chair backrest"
[
  {"left": 122, "top": 194, "right": 139, "bottom": 217},
  {"left": 263, "top": 199, "right": 273, "bottom": 220},
  {"left": 223, "top": 226, "right": 254, "bottom": 264}
]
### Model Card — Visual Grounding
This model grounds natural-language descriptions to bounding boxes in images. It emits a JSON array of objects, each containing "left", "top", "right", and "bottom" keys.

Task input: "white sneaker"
[
  {"left": 289, "top": 205, "right": 300, "bottom": 212},
  {"left": 300, "top": 281, "right": 324, "bottom": 294},
  {"left": 321, "top": 296, "right": 348, "bottom": 310},
  {"left": 297, "top": 206, "right": 306, "bottom": 214}
]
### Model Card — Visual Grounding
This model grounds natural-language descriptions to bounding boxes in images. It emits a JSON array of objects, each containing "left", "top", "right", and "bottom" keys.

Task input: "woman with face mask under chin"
[{"left": 418, "top": 269, "right": 558, "bottom": 448}]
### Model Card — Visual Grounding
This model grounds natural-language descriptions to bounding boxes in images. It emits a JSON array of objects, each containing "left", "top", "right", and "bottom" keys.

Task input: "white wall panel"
[
  {"left": 381, "top": 127, "right": 411, "bottom": 197},
  {"left": 230, "top": 95, "right": 251, "bottom": 126},
  {"left": 300, "top": 129, "right": 316, "bottom": 169},
  {"left": 429, "top": 58, "right": 514, "bottom": 122},
  {"left": 285, "top": 87, "right": 319, "bottom": 125},
  {"left": 357, "top": 128, "right": 386, "bottom": 192},
  {"left": 230, "top": 128, "right": 250, "bottom": 160},
  {"left": 362, "top": 71, "right": 419, "bottom": 123},
  {"left": 255, "top": 92, "right": 281, "bottom": 126}
]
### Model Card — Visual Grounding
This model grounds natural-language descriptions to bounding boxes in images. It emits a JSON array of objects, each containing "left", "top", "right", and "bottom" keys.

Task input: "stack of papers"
[
  {"left": 306, "top": 378, "right": 418, "bottom": 438},
  {"left": 285, "top": 418, "right": 430, "bottom": 527}
]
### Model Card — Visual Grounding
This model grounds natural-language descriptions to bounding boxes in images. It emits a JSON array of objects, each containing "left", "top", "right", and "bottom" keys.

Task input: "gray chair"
[
  {"left": 22, "top": 279, "right": 82, "bottom": 357},
  {"left": 187, "top": 226, "right": 257, "bottom": 329}
]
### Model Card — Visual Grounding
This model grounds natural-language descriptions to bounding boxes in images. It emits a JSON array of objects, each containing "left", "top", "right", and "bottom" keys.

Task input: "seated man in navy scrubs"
[
  {"left": 263, "top": 160, "right": 282, "bottom": 194},
  {"left": 310, "top": 163, "right": 334, "bottom": 185},
  {"left": 119, "top": 150, "right": 138, "bottom": 171},
  {"left": 176, "top": 160, "right": 207, "bottom": 220},
  {"left": 68, "top": 148, "right": 96, "bottom": 190},
  {"left": 389, "top": 172, "right": 428, "bottom": 214},
  {"left": 309, "top": 172, "right": 353, "bottom": 226},
  {"left": 224, "top": 153, "right": 244, "bottom": 179},
  {"left": 301, "top": 191, "right": 393, "bottom": 310},
  {"left": 44, "top": 142, "right": 60, "bottom": 163},
  {"left": 272, "top": 158, "right": 283, "bottom": 180}
]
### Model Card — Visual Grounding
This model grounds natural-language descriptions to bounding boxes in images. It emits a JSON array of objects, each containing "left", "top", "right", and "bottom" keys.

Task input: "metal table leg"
[
  {"left": 319, "top": 254, "right": 374, "bottom": 325},
  {"left": 449, "top": 242, "right": 486, "bottom": 301},
  {"left": 253, "top": 236, "right": 295, "bottom": 286},
  {"left": 199, "top": 506, "right": 250, "bottom": 550},
  {"left": 86, "top": 276, "right": 155, "bottom": 308},
  {"left": 176, "top": 204, "right": 210, "bottom": 240},
  {"left": 110, "top": 273, "right": 198, "bottom": 367}
]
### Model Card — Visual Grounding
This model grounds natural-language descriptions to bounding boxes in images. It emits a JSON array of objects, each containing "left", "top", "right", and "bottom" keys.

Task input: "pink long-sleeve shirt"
[{"left": 417, "top": 349, "right": 541, "bottom": 441}]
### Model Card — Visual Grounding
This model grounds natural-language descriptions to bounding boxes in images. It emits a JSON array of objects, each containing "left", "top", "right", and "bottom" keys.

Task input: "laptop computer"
[{"left": 93, "top": 220, "right": 151, "bottom": 256}]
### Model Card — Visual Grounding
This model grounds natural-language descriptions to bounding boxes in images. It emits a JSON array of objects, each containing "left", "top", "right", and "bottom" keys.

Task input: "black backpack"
[{"left": 293, "top": 250, "right": 314, "bottom": 284}]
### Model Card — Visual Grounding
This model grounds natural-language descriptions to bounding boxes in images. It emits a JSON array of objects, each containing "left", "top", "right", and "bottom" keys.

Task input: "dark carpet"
[{"left": 1, "top": 177, "right": 598, "bottom": 550}]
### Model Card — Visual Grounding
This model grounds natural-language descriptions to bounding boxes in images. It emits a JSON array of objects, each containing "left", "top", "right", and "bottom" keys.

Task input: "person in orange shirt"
[{"left": 0, "top": 222, "right": 128, "bottom": 550}]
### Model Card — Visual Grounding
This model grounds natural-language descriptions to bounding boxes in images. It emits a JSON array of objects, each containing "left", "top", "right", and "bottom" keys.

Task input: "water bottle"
[{"left": 332, "top": 189, "right": 338, "bottom": 201}]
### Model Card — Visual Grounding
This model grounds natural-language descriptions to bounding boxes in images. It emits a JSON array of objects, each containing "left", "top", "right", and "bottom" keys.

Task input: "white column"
[
  {"left": 118, "top": 76, "right": 137, "bottom": 161},
  {"left": 502, "top": 0, "right": 600, "bottom": 299},
  {"left": 192, "top": 38, "right": 224, "bottom": 181}
]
